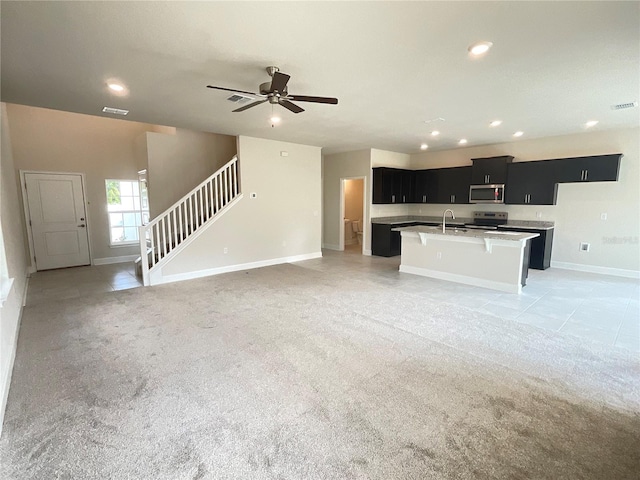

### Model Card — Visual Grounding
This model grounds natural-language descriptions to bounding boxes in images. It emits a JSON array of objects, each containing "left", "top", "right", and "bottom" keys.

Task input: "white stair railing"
[{"left": 138, "top": 156, "right": 240, "bottom": 285}]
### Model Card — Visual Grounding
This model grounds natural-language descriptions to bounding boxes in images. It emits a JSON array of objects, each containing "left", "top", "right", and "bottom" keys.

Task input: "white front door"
[{"left": 25, "top": 173, "right": 90, "bottom": 270}]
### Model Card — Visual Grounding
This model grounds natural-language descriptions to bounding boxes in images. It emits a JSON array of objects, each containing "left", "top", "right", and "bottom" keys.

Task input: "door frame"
[
  {"left": 20, "top": 170, "right": 93, "bottom": 272},
  {"left": 339, "top": 176, "right": 367, "bottom": 251}
]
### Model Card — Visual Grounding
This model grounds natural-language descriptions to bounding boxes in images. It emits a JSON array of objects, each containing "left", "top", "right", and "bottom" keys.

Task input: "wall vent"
[
  {"left": 102, "top": 106, "right": 129, "bottom": 115},
  {"left": 227, "top": 94, "right": 254, "bottom": 103},
  {"left": 611, "top": 101, "right": 638, "bottom": 110}
]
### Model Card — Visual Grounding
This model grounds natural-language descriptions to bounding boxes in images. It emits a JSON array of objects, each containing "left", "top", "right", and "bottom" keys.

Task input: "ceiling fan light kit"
[{"left": 207, "top": 66, "right": 338, "bottom": 116}]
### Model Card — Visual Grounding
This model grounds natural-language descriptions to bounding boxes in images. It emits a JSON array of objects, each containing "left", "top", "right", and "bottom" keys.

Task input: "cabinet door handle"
[
  {"left": 403, "top": 195, "right": 406, "bottom": 202},
  {"left": 584, "top": 169, "right": 588, "bottom": 180},
  {"left": 423, "top": 195, "right": 426, "bottom": 202},
  {"left": 392, "top": 194, "right": 395, "bottom": 203}
]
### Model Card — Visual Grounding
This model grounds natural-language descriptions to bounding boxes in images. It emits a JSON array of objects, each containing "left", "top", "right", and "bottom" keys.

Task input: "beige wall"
[
  {"left": 159, "top": 136, "right": 321, "bottom": 278},
  {"left": 146, "top": 128, "right": 236, "bottom": 218},
  {"left": 6, "top": 104, "right": 157, "bottom": 261},
  {"left": 344, "top": 179, "right": 364, "bottom": 224},
  {"left": 409, "top": 127, "right": 640, "bottom": 274},
  {"left": 322, "top": 149, "right": 372, "bottom": 251},
  {"left": 0, "top": 103, "right": 28, "bottom": 432}
]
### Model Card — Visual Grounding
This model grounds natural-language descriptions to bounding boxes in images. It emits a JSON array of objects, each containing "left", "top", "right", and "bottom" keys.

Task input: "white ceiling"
[{"left": 1, "top": 1, "right": 638, "bottom": 155}]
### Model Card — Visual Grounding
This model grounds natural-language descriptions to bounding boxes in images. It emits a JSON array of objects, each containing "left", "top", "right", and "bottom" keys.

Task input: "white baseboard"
[
  {"left": 399, "top": 264, "right": 522, "bottom": 294},
  {"left": 363, "top": 249, "right": 372, "bottom": 256},
  {"left": 550, "top": 261, "right": 640, "bottom": 279},
  {"left": 322, "top": 243, "right": 342, "bottom": 251},
  {"left": 151, "top": 251, "right": 323, "bottom": 286},
  {"left": 92, "top": 254, "right": 139, "bottom": 265}
]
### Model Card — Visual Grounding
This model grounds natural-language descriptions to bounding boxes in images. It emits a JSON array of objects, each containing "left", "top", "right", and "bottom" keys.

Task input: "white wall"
[
  {"left": 0, "top": 103, "right": 28, "bottom": 435},
  {"left": 409, "top": 128, "right": 640, "bottom": 275},
  {"left": 322, "top": 150, "right": 372, "bottom": 252},
  {"left": 156, "top": 136, "right": 322, "bottom": 281},
  {"left": 146, "top": 128, "right": 236, "bottom": 218}
]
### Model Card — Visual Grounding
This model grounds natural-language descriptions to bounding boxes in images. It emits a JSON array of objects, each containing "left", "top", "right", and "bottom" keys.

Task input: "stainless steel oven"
[{"left": 469, "top": 184, "right": 505, "bottom": 204}]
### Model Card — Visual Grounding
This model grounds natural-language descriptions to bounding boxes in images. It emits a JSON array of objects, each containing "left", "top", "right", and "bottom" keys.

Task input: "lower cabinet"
[
  {"left": 498, "top": 226, "right": 554, "bottom": 270},
  {"left": 371, "top": 222, "right": 420, "bottom": 257}
]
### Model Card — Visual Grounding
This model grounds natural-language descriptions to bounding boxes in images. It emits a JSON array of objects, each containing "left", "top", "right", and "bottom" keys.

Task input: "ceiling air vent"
[
  {"left": 611, "top": 101, "right": 638, "bottom": 110},
  {"left": 102, "top": 106, "right": 129, "bottom": 115},
  {"left": 227, "top": 94, "right": 254, "bottom": 103}
]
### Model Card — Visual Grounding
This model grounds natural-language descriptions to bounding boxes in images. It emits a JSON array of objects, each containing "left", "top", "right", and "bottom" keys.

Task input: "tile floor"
[
  {"left": 336, "top": 245, "right": 639, "bottom": 353},
  {"left": 25, "top": 249, "right": 639, "bottom": 353},
  {"left": 26, "top": 262, "right": 143, "bottom": 306}
]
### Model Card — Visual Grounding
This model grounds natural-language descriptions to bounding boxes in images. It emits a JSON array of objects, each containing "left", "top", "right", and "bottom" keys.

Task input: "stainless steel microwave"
[{"left": 469, "top": 184, "right": 505, "bottom": 204}]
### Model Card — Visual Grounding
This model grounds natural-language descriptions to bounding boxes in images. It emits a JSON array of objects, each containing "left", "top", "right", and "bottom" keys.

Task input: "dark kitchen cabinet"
[
  {"left": 505, "top": 161, "right": 557, "bottom": 205},
  {"left": 413, "top": 169, "right": 438, "bottom": 203},
  {"left": 471, "top": 156, "right": 513, "bottom": 185},
  {"left": 498, "top": 226, "right": 554, "bottom": 270},
  {"left": 371, "top": 222, "right": 417, "bottom": 257},
  {"left": 552, "top": 154, "right": 621, "bottom": 183},
  {"left": 372, "top": 167, "right": 413, "bottom": 204},
  {"left": 436, "top": 166, "right": 472, "bottom": 204}
]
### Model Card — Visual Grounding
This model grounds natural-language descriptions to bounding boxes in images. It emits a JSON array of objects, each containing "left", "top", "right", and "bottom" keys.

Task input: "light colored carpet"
[{"left": 1, "top": 254, "right": 639, "bottom": 479}]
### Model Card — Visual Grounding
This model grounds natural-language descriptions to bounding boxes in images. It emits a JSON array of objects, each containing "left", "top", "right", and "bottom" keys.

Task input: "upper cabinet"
[
  {"left": 413, "top": 169, "right": 438, "bottom": 203},
  {"left": 470, "top": 156, "right": 514, "bottom": 185},
  {"left": 372, "top": 167, "right": 413, "bottom": 204},
  {"left": 505, "top": 161, "right": 557, "bottom": 205},
  {"left": 552, "top": 154, "right": 622, "bottom": 183},
  {"left": 435, "top": 166, "right": 472, "bottom": 204},
  {"left": 373, "top": 153, "right": 621, "bottom": 206}
]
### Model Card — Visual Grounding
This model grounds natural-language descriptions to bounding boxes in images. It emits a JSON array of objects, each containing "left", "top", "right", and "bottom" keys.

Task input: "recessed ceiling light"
[
  {"left": 490, "top": 120, "right": 502, "bottom": 127},
  {"left": 108, "top": 83, "right": 124, "bottom": 92},
  {"left": 431, "top": 131, "right": 440, "bottom": 136},
  {"left": 468, "top": 41, "right": 493, "bottom": 56},
  {"left": 420, "top": 144, "right": 428, "bottom": 150},
  {"left": 458, "top": 139, "right": 468, "bottom": 145},
  {"left": 585, "top": 120, "right": 599, "bottom": 128},
  {"left": 513, "top": 131, "right": 524, "bottom": 137}
]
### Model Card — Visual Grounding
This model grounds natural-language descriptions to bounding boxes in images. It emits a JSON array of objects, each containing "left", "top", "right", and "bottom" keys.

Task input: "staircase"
[{"left": 137, "top": 156, "right": 242, "bottom": 286}]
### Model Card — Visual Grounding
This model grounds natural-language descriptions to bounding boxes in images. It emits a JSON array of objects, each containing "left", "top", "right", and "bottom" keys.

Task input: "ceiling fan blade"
[
  {"left": 207, "top": 85, "right": 263, "bottom": 97},
  {"left": 270, "top": 71, "right": 290, "bottom": 93},
  {"left": 232, "top": 99, "right": 268, "bottom": 112},
  {"left": 279, "top": 100, "right": 304, "bottom": 114},
  {"left": 288, "top": 95, "right": 338, "bottom": 105}
]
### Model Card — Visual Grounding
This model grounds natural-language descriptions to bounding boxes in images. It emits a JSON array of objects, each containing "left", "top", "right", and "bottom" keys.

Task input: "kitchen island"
[{"left": 393, "top": 225, "right": 539, "bottom": 294}]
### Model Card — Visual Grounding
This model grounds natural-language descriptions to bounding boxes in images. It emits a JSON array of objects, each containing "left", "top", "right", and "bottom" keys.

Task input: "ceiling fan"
[{"left": 207, "top": 66, "right": 338, "bottom": 114}]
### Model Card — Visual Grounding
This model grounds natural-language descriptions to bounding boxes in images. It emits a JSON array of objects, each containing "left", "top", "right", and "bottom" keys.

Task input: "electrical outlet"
[
  {"left": 250, "top": 192, "right": 257, "bottom": 199},
  {"left": 437, "top": 252, "right": 442, "bottom": 260},
  {"left": 579, "top": 242, "right": 590, "bottom": 252},
  {"left": 536, "top": 212, "right": 542, "bottom": 219},
  {"left": 601, "top": 213, "right": 607, "bottom": 220},
  {"left": 223, "top": 247, "right": 228, "bottom": 254}
]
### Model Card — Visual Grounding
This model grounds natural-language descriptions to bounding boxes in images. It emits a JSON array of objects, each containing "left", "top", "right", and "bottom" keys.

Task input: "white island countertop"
[{"left": 393, "top": 225, "right": 540, "bottom": 294}]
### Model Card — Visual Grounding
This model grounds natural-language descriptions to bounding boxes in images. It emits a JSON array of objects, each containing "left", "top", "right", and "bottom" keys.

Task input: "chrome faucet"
[{"left": 442, "top": 209, "right": 455, "bottom": 233}]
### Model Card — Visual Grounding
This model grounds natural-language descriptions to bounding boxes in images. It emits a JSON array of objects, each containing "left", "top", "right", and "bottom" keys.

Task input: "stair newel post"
[{"left": 139, "top": 225, "right": 150, "bottom": 286}]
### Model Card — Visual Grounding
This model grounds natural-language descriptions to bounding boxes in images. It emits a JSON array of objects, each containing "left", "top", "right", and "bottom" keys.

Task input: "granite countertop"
[
  {"left": 392, "top": 225, "right": 540, "bottom": 242},
  {"left": 371, "top": 215, "right": 554, "bottom": 230}
]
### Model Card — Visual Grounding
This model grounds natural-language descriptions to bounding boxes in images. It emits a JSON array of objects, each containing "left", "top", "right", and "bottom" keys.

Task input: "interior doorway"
[
  {"left": 21, "top": 171, "right": 91, "bottom": 270},
  {"left": 340, "top": 177, "right": 365, "bottom": 253}
]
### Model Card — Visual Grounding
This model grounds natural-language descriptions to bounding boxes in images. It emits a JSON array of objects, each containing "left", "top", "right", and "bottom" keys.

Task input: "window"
[{"left": 105, "top": 179, "right": 149, "bottom": 246}]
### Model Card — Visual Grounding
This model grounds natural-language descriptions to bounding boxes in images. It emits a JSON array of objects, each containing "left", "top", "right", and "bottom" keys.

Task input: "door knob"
[{"left": 78, "top": 224, "right": 86, "bottom": 227}]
